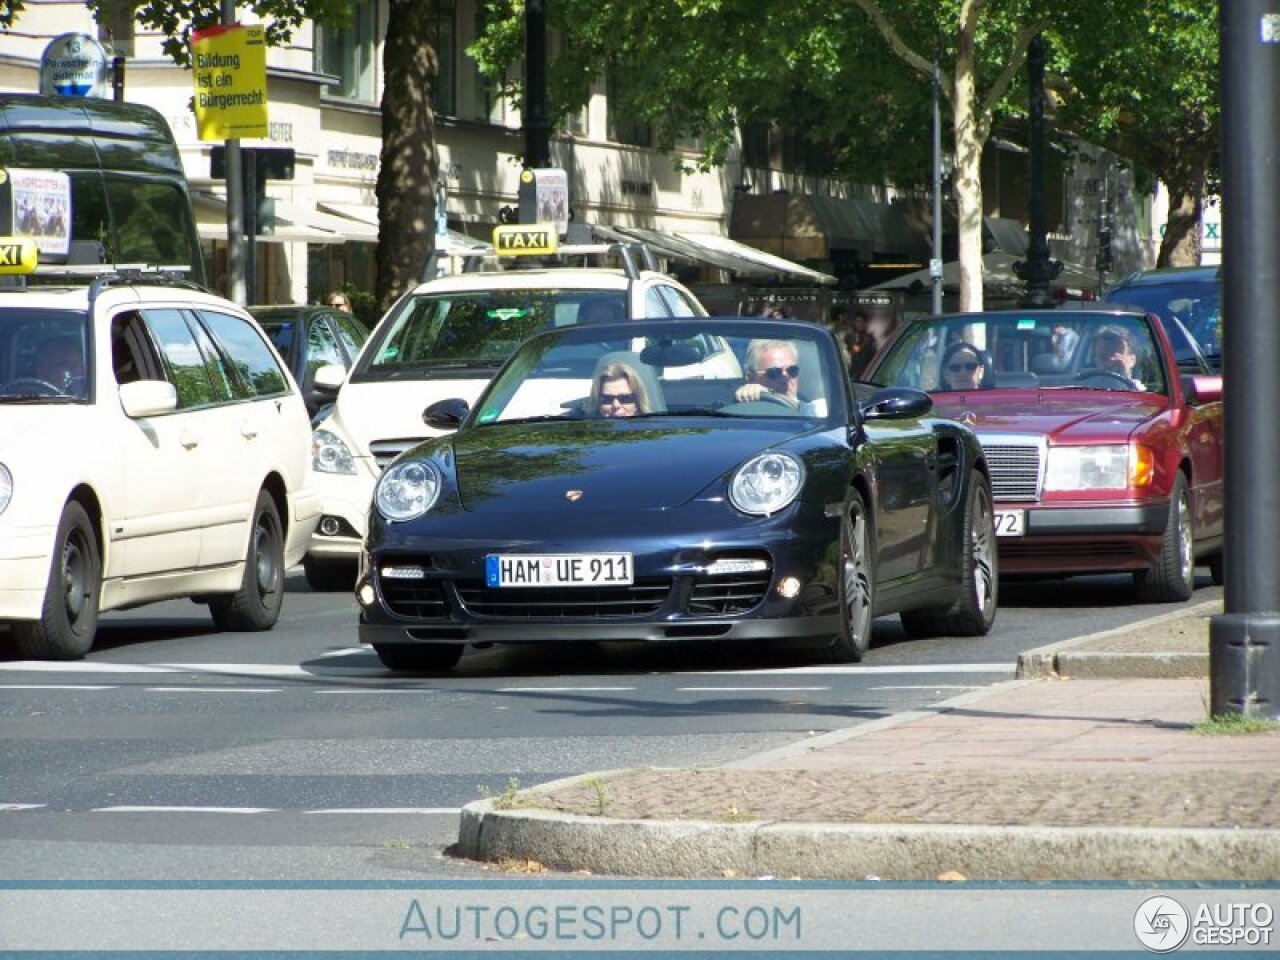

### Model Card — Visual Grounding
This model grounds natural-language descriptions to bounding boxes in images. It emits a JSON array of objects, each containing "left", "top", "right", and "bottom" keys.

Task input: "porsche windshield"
[{"left": 471, "top": 319, "right": 841, "bottom": 425}]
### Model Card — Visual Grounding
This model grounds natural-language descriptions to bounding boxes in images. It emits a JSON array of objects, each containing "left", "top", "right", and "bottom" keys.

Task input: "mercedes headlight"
[
  {"left": 1045, "top": 444, "right": 1153, "bottom": 491},
  {"left": 375, "top": 460, "right": 442, "bottom": 522},
  {"left": 0, "top": 463, "right": 11, "bottom": 516},
  {"left": 729, "top": 452, "right": 804, "bottom": 516},
  {"left": 312, "top": 428, "right": 356, "bottom": 475}
]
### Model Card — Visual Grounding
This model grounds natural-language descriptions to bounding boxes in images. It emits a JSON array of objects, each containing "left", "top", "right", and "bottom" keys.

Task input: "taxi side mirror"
[{"left": 312, "top": 363, "right": 346, "bottom": 395}]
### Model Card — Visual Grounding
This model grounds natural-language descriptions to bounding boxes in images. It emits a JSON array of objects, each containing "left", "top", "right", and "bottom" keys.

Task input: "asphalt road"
[{"left": 0, "top": 568, "right": 1222, "bottom": 881}]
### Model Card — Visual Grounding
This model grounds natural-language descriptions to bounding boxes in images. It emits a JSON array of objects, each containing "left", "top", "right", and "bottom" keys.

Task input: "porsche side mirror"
[
  {"left": 423, "top": 397, "right": 470, "bottom": 430},
  {"left": 860, "top": 386, "right": 933, "bottom": 421}
]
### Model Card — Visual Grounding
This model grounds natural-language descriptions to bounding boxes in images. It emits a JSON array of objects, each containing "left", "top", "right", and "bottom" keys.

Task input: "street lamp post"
[
  {"left": 524, "top": 0, "right": 552, "bottom": 170},
  {"left": 931, "top": 58, "right": 944, "bottom": 315},
  {"left": 1210, "top": 0, "right": 1280, "bottom": 719},
  {"left": 1013, "top": 33, "right": 1061, "bottom": 308}
]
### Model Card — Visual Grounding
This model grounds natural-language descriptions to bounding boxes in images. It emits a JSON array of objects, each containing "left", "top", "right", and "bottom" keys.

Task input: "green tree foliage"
[
  {"left": 473, "top": 0, "right": 1054, "bottom": 310},
  {"left": 1049, "top": 0, "right": 1218, "bottom": 267}
]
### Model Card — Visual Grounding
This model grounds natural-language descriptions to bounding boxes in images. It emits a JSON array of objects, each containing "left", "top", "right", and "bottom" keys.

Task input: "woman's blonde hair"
[{"left": 590, "top": 362, "right": 651, "bottom": 414}]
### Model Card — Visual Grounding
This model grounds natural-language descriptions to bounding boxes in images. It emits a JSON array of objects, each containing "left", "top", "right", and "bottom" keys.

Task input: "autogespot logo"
[{"left": 1135, "top": 895, "right": 1191, "bottom": 952}]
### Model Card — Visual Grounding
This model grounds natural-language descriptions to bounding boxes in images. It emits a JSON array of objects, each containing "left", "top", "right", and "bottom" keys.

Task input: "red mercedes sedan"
[{"left": 861, "top": 307, "right": 1223, "bottom": 601}]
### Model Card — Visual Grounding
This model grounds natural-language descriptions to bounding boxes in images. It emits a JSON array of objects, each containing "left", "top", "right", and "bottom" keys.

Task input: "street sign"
[
  {"left": 190, "top": 23, "right": 269, "bottom": 141},
  {"left": 39, "top": 33, "right": 111, "bottom": 99},
  {"left": 493, "top": 224, "right": 558, "bottom": 256}
]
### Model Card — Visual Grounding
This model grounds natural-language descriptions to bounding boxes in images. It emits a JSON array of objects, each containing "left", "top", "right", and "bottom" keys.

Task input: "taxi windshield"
[
  {"left": 0, "top": 308, "right": 91, "bottom": 402},
  {"left": 471, "top": 319, "right": 838, "bottom": 426},
  {"left": 357, "top": 289, "right": 628, "bottom": 378}
]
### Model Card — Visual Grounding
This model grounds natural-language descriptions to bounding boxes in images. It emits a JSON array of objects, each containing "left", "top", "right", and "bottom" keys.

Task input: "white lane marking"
[
  {"left": 498, "top": 686, "right": 636, "bottom": 693},
  {"left": 145, "top": 687, "right": 283, "bottom": 694},
  {"left": 676, "top": 686, "right": 829, "bottom": 692},
  {"left": 0, "top": 662, "right": 372, "bottom": 678},
  {"left": 94, "top": 805, "right": 276, "bottom": 814},
  {"left": 0, "top": 804, "right": 45, "bottom": 811},
  {"left": 702, "top": 663, "right": 1014, "bottom": 676},
  {"left": 305, "top": 807, "right": 460, "bottom": 815},
  {"left": 314, "top": 689, "right": 433, "bottom": 695},
  {"left": 868, "top": 684, "right": 982, "bottom": 691},
  {"left": 318, "top": 647, "right": 369, "bottom": 659},
  {"left": 1, "top": 684, "right": 116, "bottom": 691}
]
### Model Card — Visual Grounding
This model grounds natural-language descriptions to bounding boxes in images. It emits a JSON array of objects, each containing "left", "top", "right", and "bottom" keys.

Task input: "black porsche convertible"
[{"left": 356, "top": 317, "right": 997, "bottom": 671}]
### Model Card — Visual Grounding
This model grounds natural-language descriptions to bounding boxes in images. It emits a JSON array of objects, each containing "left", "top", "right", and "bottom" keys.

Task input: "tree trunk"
[
  {"left": 953, "top": 30, "right": 984, "bottom": 312},
  {"left": 1157, "top": 168, "right": 1205, "bottom": 268},
  {"left": 376, "top": 0, "right": 440, "bottom": 313}
]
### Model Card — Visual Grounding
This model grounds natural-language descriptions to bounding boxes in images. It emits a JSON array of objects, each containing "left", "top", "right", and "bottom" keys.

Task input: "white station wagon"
[{"left": 0, "top": 263, "right": 320, "bottom": 659}]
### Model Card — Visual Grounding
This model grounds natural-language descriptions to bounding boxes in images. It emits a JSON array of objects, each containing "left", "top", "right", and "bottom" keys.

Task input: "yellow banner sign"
[
  {"left": 493, "top": 224, "right": 558, "bottom": 256},
  {"left": 191, "top": 23, "right": 268, "bottom": 141},
  {"left": 0, "top": 237, "right": 39, "bottom": 274}
]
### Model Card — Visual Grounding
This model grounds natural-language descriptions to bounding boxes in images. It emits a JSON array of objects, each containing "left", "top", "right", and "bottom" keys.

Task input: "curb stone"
[
  {"left": 457, "top": 801, "right": 1280, "bottom": 881},
  {"left": 1016, "top": 599, "right": 1219, "bottom": 679}
]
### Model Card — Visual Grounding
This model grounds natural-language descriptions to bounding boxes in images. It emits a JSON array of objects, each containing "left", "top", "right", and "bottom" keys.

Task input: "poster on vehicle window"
[
  {"left": 0, "top": 168, "right": 71, "bottom": 258},
  {"left": 190, "top": 23, "right": 268, "bottom": 141}
]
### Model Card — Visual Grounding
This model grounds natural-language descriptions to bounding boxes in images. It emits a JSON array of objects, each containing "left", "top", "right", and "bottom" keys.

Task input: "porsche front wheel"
[{"left": 831, "top": 491, "right": 875, "bottom": 663}]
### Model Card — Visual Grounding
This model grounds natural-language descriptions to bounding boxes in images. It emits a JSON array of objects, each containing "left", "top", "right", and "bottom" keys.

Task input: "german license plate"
[
  {"left": 994, "top": 509, "right": 1026, "bottom": 537},
  {"left": 485, "top": 553, "right": 634, "bottom": 587}
]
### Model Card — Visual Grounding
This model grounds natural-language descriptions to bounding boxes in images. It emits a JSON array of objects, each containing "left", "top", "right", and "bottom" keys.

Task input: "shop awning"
[
  {"left": 194, "top": 192, "right": 344, "bottom": 245},
  {"left": 673, "top": 231, "right": 836, "bottom": 285},
  {"left": 870, "top": 251, "right": 1099, "bottom": 298},
  {"left": 316, "top": 202, "right": 490, "bottom": 252},
  {"left": 599, "top": 224, "right": 834, "bottom": 284}
]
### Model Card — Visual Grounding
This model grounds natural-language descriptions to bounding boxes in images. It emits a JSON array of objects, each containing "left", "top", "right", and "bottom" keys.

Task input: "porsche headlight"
[
  {"left": 729, "top": 452, "right": 804, "bottom": 516},
  {"left": 375, "top": 460, "right": 442, "bottom": 522},
  {"left": 0, "top": 463, "right": 11, "bottom": 516},
  {"left": 1045, "top": 444, "right": 1153, "bottom": 490},
  {"left": 312, "top": 428, "right": 356, "bottom": 475}
]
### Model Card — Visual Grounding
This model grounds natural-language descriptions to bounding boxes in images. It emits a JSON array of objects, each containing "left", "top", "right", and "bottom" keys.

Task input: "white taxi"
[
  {"left": 304, "top": 257, "right": 711, "bottom": 590},
  {"left": 0, "top": 250, "right": 320, "bottom": 659}
]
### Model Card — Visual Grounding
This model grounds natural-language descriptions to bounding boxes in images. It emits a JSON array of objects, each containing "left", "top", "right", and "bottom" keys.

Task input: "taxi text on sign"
[
  {"left": 190, "top": 24, "right": 268, "bottom": 141},
  {"left": 0, "top": 237, "right": 39, "bottom": 275},
  {"left": 492, "top": 224, "right": 558, "bottom": 257}
]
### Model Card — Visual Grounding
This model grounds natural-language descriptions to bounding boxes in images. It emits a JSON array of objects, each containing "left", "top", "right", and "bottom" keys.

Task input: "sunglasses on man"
[
  {"left": 760, "top": 364, "right": 800, "bottom": 380},
  {"left": 947, "top": 361, "right": 980, "bottom": 373}
]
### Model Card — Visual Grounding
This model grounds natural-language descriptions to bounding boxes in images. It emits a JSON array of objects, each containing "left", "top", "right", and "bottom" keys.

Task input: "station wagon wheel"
[
  {"left": 831, "top": 490, "right": 874, "bottom": 663},
  {"left": 901, "top": 470, "right": 998, "bottom": 638},
  {"left": 1135, "top": 473, "right": 1195, "bottom": 603},
  {"left": 373, "top": 643, "right": 463, "bottom": 672},
  {"left": 12, "top": 501, "right": 100, "bottom": 660},
  {"left": 209, "top": 490, "right": 285, "bottom": 631}
]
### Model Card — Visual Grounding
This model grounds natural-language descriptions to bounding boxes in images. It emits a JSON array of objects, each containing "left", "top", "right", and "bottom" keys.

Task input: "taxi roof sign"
[
  {"left": 492, "top": 224, "right": 558, "bottom": 257},
  {"left": 0, "top": 237, "right": 38, "bottom": 274}
]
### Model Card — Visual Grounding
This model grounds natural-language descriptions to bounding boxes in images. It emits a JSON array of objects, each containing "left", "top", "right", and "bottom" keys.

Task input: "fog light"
[
  {"left": 382, "top": 565, "right": 426, "bottom": 579},
  {"left": 777, "top": 576, "right": 802, "bottom": 599},
  {"left": 319, "top": 516, "right": 342, "bottom": 536},
  {"left": 704, "top": 558, "right": 769, "bottom": 576},
  {"left": 357, "top": 582, "right": 376, "bottom": 606}
]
